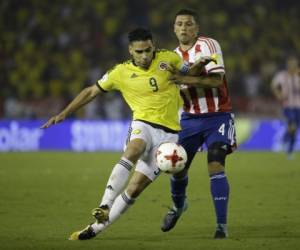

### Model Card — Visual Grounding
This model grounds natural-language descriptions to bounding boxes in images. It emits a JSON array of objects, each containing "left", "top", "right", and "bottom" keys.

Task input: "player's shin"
[
  {"left": 109, "top": 191, "right": 135, "bottom": 222},
  {"left": 287, "top": 130, "right": 296, "bottom": 155},
  {"left": 171, "top": 174, "right": 188, "bottom": 211},
  {"left": 92, "top": 191, "right": 135, "bottom": 234},
  {"left": 99, "top": 157, "right": 134, "bottom": 208},
  {"left": 210, "top": 171, "right": 229, "bottom": 225}
]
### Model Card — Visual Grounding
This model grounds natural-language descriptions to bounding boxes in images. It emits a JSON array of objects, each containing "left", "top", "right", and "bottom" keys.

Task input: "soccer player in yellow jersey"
[{"left": 42, "top": 28, "right": 212, "bottom": 240}]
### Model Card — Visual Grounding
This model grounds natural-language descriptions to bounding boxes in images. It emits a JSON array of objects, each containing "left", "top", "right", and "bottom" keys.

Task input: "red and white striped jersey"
[
  {"left": 271, "top": 70, "right": 300, "bottom": 108},
  {"left": 175, "top": 36, "right": 232, "bottom": 114}
]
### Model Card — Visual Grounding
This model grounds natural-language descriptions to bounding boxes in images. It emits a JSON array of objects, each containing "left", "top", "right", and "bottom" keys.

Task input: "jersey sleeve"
[
  {"left": 168, "top": 50, "right": 189, "bottom": 74},
  {"left": 97, "top": 65, "right": 121, "bottom": 91},
  {"left": 201, "top": 38, "right": 225, "bottom": 75}
]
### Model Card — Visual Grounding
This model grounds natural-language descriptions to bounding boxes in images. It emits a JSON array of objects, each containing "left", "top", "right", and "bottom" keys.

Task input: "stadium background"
[
  {"left": 1, "top": 0, "right": 300, "bottom": 151},
  {"left": 0, "top": 1, "right": 300, "bottom": 250}
]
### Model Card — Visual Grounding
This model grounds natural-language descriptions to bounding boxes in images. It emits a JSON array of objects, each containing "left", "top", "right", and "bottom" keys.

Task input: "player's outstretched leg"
[
  {"left": 161, "top": 174, "right": 188, "bottom": 232},
  {"left": 92, "top": 205, "right": 110, "bottom": 223},
  {"left": 210, "top": 170, "right": 230, "bottom": 239},
  {"left": 69, "top": 190, "right": 135, "bottom": 241},
  {"left": 99, "top": 157, "right": 134, "bottom": 209},
  {"left": 69, "top": 224, "right": 97, "bottom": 240},
  {"left": 207, "top": 143, "right": 230, "bottom": 239},
  {"left": 92, "top": 158, "right": 135, "bottom": 223}
]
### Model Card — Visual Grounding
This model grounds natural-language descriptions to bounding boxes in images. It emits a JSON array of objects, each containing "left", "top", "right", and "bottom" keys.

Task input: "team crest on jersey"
[
  {"left": 158, "top": 62, "right": 169, "bottom": 71},
  {"left": 132, "top": 129, "right": 142, "bottom": 135}
]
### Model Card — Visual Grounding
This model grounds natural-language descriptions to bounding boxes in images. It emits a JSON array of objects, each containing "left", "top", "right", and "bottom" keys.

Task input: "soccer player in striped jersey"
[
  {"left": 271, "top": 56, "right": 300, "bottom": 159},
  {"left": 161, "top": 9, "right": 236, "bottom": 238},
  {"left": 42, "top": 28, "right": 212, "bottom": 240}
]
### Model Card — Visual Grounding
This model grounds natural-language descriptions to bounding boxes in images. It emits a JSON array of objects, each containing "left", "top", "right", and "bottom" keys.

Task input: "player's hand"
[
  {"left": 191, "top": 55, "right": 217, "bottom": 70},
  {"left": 166, "top": 64, "right": 179, "bottom": 74},
  {"left": 40, "top": 113, "right": 66, "bottom": 129}
]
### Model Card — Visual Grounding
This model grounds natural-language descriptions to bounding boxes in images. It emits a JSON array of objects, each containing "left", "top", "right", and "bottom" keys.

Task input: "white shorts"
[{"left": 126, "top": 120, "right": 178, "bottom": 181}]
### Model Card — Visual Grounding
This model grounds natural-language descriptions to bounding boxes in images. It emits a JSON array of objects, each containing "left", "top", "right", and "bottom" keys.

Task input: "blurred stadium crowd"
[{"left": 1, "top": 0, "right": 299, "bottom": 119}]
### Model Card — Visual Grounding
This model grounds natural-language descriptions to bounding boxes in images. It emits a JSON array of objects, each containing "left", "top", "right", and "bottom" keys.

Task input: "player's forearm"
[
  {"left": 182, "top": 73, "right": 223, "bottom": 88},
  {"left": 41, "top": 85, "right": 101, "bottom": 129},
  {"left": 60, "top": 86, "right": 99, "bottom": 117}
]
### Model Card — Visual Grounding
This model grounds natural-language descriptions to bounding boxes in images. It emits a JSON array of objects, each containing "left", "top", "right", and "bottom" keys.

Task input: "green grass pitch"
[{"left": 0, "top": 152, "right": 299, "bottom": 250}]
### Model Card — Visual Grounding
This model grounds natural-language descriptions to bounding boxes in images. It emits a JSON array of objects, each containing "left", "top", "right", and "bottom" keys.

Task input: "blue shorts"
[
  {"left": 283, "top": 108, "right": 300, "bottom": 127},
  {"left": 178, "top": 112, "right": 236, "bottom": 162}
]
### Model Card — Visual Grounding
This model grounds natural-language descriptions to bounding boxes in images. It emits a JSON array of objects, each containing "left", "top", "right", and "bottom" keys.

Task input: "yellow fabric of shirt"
[{"left": 97, "top": 50, "right": 184, "bottom": 131}]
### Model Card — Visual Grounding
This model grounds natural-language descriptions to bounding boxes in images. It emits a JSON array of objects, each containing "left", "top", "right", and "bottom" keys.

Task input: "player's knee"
[
  {"left": 126, "top": 175, "right": 151, "bottom": 198},
  {"left": 207, "top": 142, "right": 227, "bottom": 167},
  {"left": 172, "top": 154, "right": 193, "bottom": 178},
  {"left": 173, "top": 167, "right": 188, "bottom": 178},
  {"left": 208, "top": 161, "right": 224, "bottom": 175},
  {"left": 123, "top": 139, "right": 146, "bottom": 163}
]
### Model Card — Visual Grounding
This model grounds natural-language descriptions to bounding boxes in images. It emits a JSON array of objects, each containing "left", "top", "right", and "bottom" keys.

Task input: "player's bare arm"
[
  {"left": 167, "top": 55, "right": 216, "bottom": 75},
  {"left": 170, "top": 73, "right": 223, "bottom": 88},
  {"left": 168, "top": 54, "right": 221, "bottom": 88},
  {"left": 41, "top": 84, "right": 102, "bottom": 129}
]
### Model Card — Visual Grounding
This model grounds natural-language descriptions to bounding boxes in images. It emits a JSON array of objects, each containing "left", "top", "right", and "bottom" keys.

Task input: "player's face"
[
  {"left": 129, "top": 40, "right": 155, "bottom": 69},
  {"left": 174, "top": 15, "right": 199, "bottom": 45}
]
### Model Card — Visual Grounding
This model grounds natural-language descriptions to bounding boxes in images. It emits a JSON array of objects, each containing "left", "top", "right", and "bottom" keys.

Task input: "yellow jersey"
[{"left": 97, "top": 50, "right": 184, "bottom": 131}]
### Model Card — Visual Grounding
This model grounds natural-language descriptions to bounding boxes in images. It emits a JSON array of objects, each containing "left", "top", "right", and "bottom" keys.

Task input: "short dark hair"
[
  {"left": 175, "top": 9, "right": 199, "bottom": 23},
  {"left": 128, "top": 28, "right": 153, "bottom": 43}
]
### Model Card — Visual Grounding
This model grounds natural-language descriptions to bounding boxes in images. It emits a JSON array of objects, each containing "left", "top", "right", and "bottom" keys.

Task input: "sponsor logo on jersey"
[{"left": 132, "top": 129, "right": 141, "bottom": 135}]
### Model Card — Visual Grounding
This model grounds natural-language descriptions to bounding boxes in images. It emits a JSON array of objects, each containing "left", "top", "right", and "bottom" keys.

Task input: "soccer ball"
[{"left": 156, "top": 142, "right": 187, "bottom": 174}]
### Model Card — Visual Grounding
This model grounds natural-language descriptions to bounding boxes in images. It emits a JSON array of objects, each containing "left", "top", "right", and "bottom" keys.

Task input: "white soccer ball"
[{"left": 156, "top": 142, "right": 187, "bottom": 174}]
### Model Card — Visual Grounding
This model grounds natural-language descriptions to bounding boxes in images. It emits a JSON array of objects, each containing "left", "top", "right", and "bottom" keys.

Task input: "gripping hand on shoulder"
[{"left": 189, "top": 54, "right": 217, "bottom": 73}]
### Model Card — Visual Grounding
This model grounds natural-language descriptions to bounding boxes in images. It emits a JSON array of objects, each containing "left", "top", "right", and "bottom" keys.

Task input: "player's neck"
[
  {"left": 132, "top": 59, "right": 150, "bottom": 70},
  {"left": 179, "top": 39, "right": 197, "bottom": 52}
]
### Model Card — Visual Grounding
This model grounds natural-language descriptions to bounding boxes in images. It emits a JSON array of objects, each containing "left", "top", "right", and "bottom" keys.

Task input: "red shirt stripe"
[
  {"left": 217, "top": 77, "right": 232, "bottom": 112},
  {"left": 188, "top": 87, "right": 201, "bottom": 113},
  {"left": 176, "top": 37, "right": 232, "bottom": 114},
  {"left": 205, "top": 89, "right": 216, "bottom": 112},
  {"left": 180, "top": 91, "right": 191, "bottom": 112},
  {"left": 198, "top": 37, "right": 215, "bottom": 53},
  {"left": 179, "top": 48, "right": 189, "bottom": 61}
]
